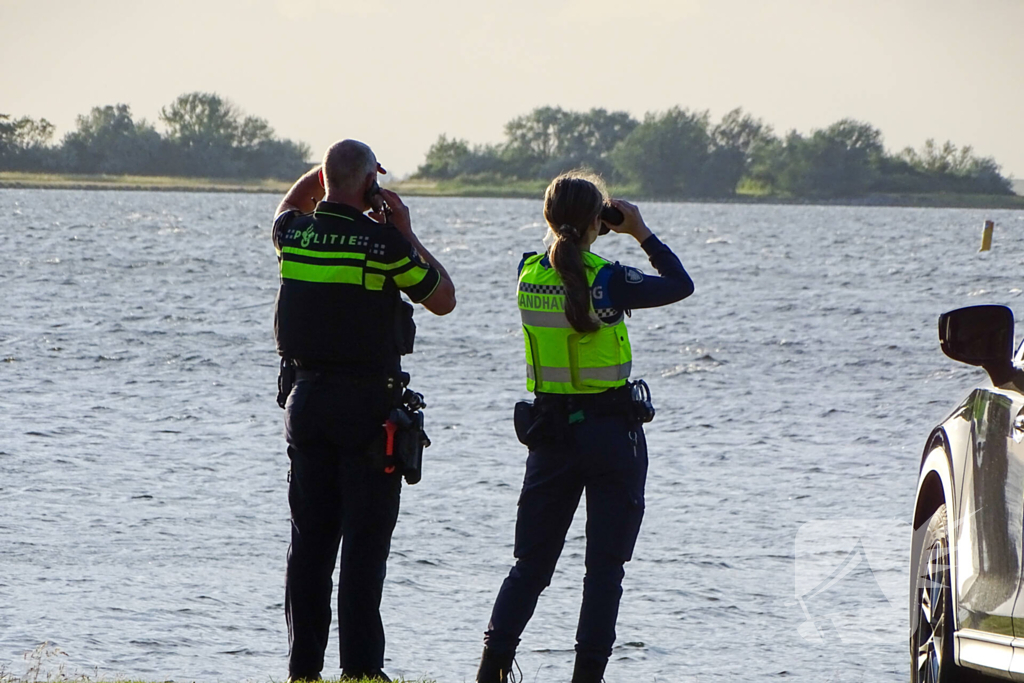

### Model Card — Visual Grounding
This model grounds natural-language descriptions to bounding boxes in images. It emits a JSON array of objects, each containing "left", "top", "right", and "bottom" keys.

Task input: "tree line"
[
  {"left": 415, "top": 106, "right": 1014, "bottom": 198},
  {"left": 0, "top": 92, "right": 311, "bottom": 180}
]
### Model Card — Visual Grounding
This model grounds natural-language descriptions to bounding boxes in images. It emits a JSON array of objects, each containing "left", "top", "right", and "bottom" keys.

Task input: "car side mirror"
[{"left": 938, "top": 305, "right": 1016, "bottom": 384}]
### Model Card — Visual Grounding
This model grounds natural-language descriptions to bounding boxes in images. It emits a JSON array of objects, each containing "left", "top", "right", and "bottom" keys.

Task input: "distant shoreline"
[
  {"left": 0, "top": 172, "right": 292, "bottom": 194},
  {"left": 391, "top": 178, "right": 1024, "bottom": 209},
  {"left": 2, "top": 172, "right": 1023, "bottom": 209}
]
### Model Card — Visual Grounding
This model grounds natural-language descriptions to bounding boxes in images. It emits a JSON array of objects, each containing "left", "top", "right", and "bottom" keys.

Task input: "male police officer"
[{"left": 273, "top": 139, "right": 456, "bottom": 682}]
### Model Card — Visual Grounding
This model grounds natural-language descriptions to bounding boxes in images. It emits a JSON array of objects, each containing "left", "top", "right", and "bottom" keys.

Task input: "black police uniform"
[
  {"left": 273, "top": 201, "right": 440, "bottom": 680},
  {"left": 481, "top": 235, "right": 693, "bottom": 683}
]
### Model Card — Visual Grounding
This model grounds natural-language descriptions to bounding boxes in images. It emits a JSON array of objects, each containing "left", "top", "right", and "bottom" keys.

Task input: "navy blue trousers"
[
  {"left": 484, "top": 410, "right": 648, "bottom": 664},
  {"left": 284, "top": 374, "right": 401, "bottom": 679}
]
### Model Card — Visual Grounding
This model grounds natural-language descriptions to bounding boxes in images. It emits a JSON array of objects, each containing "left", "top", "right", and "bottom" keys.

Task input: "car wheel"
[{"left": 912, "top": 504, "right": 957, "bottom": 683}]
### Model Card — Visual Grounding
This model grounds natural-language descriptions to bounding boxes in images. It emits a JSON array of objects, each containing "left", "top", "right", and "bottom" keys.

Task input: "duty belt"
[
  {"left": 534, "top": 384, "right": 633, "bottom": 417},
  {"left": 290, "top": 363, "right": 408, "bottom": 405}
]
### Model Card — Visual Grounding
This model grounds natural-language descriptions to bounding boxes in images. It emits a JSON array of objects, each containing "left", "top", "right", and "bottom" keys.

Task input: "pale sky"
[{"left": 2, "top": 0, "right": 1022, "bottom": 179}]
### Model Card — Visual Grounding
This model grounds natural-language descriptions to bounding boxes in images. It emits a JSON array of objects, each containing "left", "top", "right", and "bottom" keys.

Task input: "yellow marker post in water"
[{"left": 980, "top": 220, "right": 994, "bottom": 252}]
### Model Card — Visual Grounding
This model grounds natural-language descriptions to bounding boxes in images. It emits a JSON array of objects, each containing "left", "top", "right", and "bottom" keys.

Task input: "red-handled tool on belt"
[{"left": 382, "top": 418, "right": 399, "bottom": 474}]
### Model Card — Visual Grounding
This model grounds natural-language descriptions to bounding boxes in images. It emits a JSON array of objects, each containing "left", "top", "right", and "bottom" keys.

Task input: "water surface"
[{"left": 2, "top": 190, "right": 1023, "bottom": 682}]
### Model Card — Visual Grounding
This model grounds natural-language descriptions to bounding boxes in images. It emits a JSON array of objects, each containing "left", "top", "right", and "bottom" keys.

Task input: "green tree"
[
  {"left": 159, "top": 92, "right": 241, "bottom": 149},
  {"left": 896, "top": 139, "right": 1011, "bottom": 194},
  {"left": 232, "top": 113, "right": 310, "bottom": 178},
  {"left": 0, "top": 113, "right": 55, "bottom": 170},
  {"left": 543, "top": 108, "right": 637, "bottom": 179},
  {"left": 499, "top": 106, "right": 638, "bottom": 179},
  {"left": 157, "top": 92, "right": 309, "bottom": 178},
  {"left": 416, "top": 134, "right": 472, "bottom": 179},
  {"left": 504, "top": 106, "right": 565, "bottom": 159},
  {"left": 610, "top": 107, "right": 711, "bottom": 196},
  {"left": 61, "top": 104, "right": 164, "bottom": 174},
  {"left": 243, "top": 137, "right": 313, "bottom": 180},
  {"left": 699, "top": 108, "right": 775, "bottom": 196},
  {"left": 774, "top": 119, "right": 884, "bottom": 197},
  {"left": 237, "top": 115, "right": 275, "bottom": 150}
]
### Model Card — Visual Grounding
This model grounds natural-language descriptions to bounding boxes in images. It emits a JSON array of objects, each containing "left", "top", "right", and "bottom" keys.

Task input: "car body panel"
[
  {"left": 956, "top": 386, "right": 1024, "bottom": 637},
  {"left": 957, "top": 629, "right": 1015, "bottom": 676},
  {"left": 912, "top": 381, "right": 1024, "bottom": 677},
  {"left": 911, "top": 311, "right": 1024, "bottom": 680},
  {"left": 1009, "top": 644, "right": 1024, "bottom": 682}
]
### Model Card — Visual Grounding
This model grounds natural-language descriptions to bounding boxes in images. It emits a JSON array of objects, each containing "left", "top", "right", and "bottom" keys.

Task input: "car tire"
[{"left": 912, "top": 504, "right": 962, "bottom": 683}]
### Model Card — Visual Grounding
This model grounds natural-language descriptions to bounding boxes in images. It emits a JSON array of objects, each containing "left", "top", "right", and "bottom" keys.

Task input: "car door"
[
  {"left": 956, "top": 384, "right": 1024, "bottom": 638},
  {"left": 1003, "top": 347, "right": 1024, "bottom": 679}
]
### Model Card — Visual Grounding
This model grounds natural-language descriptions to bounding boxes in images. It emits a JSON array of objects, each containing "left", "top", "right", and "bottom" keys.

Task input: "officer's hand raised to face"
[
  {"left": 607, "top": 199, "right": 653, "bottom": 243},
  {"left": 367, "top": 186, "right": 457, "bottom": 316},
  {"left": 369, "top": 189, "right": 412, "bottom": 235}
]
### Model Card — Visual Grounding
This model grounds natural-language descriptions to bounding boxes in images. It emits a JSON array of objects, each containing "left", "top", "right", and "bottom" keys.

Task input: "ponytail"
[
  {"left": 550, "top": 226, "right": 599, "bottom": 333},
  {"left": 542, "top": 172, "right": 606, "bottom": 334}
]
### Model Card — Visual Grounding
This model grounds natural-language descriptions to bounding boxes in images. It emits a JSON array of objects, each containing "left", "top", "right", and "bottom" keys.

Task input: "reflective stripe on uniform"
[
  {"left": 526, "top": 362, "right": 632, "bottom": 383},
  {"left": 526, "top": 365, "right": 571, "bottom": 383},
  {"left": 582, "top": 362, "right": 631, "bottom": 382},
  {"left": 393, "top": 265, "right": 428, "bottom": 289},
  {"left": 280, "top": 245, "right": 415, "bottom": 290},
  {"left": 277, "top": 212, "right": 430, "bottom": 293},
  {"left": 520, "top": 310, "right": 574, "bottom": 328},
  {"left": 367, "top": 257, "right": 410, "bottom": 271},
  {"left": 281, "top": 260, "right": 363, "bottom": 284},
  {"left": 282, "top": 247, "right": 366, "bottom": 261}
]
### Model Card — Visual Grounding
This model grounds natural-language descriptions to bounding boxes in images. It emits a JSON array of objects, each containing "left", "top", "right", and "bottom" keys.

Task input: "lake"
[{"left": 2, "top": 190, "right": 1023, "bottom": 682}]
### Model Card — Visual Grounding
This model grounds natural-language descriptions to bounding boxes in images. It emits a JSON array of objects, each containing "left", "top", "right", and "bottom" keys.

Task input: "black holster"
[
  {"left": 514, "top": 400, "right": 565, "bottom": 449},
  {"left": 277, "top": 358, "right": 295, "bottom": 409},
  {"left": 367, "top": 383, "right": 430, "bottom": 485},
  {"left": 513, "top": 401, "right": 536, "bottom": 447}
]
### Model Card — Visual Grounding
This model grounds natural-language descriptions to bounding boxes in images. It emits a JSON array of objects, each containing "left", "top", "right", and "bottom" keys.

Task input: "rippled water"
[{"left": 2, "top": 190, "right": 1024, "bottom": 682}]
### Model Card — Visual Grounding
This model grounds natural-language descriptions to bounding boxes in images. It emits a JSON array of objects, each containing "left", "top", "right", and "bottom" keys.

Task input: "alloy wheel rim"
[{"left": 916, "top": 539, "right": 947, "bottom": 683}]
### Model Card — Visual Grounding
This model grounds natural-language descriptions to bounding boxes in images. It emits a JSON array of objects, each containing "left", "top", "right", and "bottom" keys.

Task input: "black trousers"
[
  {"left": 284, "top": 373, "right": 401, "bottom": 678},
  {"left": 484, "top": 407, "right": 648, "bottom": 664}
]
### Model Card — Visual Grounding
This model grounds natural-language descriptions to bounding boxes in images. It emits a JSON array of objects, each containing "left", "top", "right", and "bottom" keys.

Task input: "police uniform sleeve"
[
  {"left": 272, "top": 210, "right": 300, "bottom": 252},
  {"left": 605, "top": 236, "right": 694, "bottom": 310},
  {"left": 377, "top": 230, "right": 442, "bottom": 303}
]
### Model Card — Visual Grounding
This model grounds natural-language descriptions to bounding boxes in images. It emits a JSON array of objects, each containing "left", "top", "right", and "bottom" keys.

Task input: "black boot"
[
  {"left": 340, "top": 670, "right": 390, "bottom": 682},
  {"left": 476, "top": 646, "right": 516, "bottom": 683},
  {"left": 571, "top": 656, "right": 606, "bottom": 683}
]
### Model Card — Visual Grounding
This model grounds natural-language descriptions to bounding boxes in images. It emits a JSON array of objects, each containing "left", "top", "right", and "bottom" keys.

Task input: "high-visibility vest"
[{"left": 517, "top": 251, "right": 632, "bottom": 394}]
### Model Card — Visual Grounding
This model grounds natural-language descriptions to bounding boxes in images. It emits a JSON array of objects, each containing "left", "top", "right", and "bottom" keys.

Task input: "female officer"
[{"left": 477, "top": 171, "right": 694, "bottom": 683}]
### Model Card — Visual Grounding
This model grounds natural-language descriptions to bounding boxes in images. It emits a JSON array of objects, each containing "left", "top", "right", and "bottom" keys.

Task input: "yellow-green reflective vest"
[{"left": 518, "top": 251, "right": 632, "bottom": 394}]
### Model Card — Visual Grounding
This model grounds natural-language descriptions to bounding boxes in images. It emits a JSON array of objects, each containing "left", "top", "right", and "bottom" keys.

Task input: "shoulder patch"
[
  {"left": 624, "top": 267, "right": 645, "bottom": 284},
  {"left": 410, "top": 247, "right": 428, "bottom": 268}
]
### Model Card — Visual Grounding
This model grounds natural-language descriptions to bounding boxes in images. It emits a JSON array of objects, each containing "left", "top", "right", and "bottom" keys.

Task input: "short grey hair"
[{"left": 322, "top": 139, "right": 376, "bottom": 194}]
